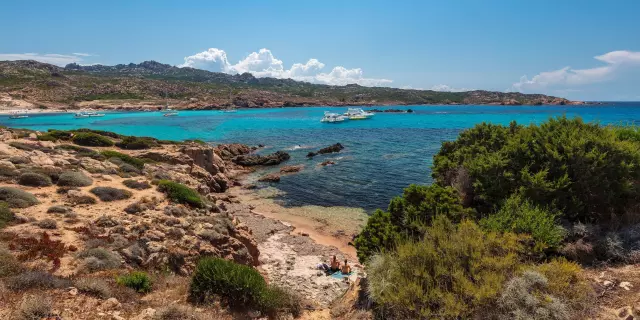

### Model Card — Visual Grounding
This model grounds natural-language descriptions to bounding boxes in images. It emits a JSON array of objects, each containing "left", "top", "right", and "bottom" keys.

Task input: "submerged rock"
[
  {"left": 280, "top": 164, "right": 304, "bottom": 174},
  {"left": 258, "top": 173, "right": 281, "bottom": 183},
  {"left": 307, "top": 143, "right": 344, "bottom": 158}
]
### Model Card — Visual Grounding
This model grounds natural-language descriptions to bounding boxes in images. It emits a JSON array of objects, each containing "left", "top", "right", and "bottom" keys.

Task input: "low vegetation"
[
  {"left": 0, "top": 202, "right": 15, "bottom": 228},
  {"left": 0, "top": 187, "right": 39, "bottom": 208},
  {"left": 90, "top": 186, "right": 132, "bottom": 201},
  {"left": 5, "top": 270, "right": 71, "bottom": 291},
  {"left": 116, "top": 271, "right": 153, "bottom": 293},
  {"left": 158, "top": 180, "right": 204, "bottom": 208},
  {"left": 74, "top": 277, "right": 112, "bottom": 299},
  {"left": 116, "top": 136, "right": 159, "bottom": 150},
  {"left": 57, "top": 171, "right": 93, "bottom": 187},
  {"left": 77, "top": 248, "right": 122, "bottom": 272},
  {"left": 72, "top": 132, "right": 114, "bottom": 147},
  {"left": 101, "top": 150, "right": 145, "bottom": 169},
  {"left": 189, "top": 257, "right": 300, "bottom": 317},
  {"left": 17, "top": 295, "right": 53, "bottom": 320},
  {"left": 17, "top": 172, "right": 53, "bottom": 187},
  {"left": 356, "top": 116, "right": 625, "bottom": 318},
  {"left": 0, "top": 248, "right": 23, "bottom": 277},
  {"left": 123, "top": 179, "right": 151, "bottom": 190}
]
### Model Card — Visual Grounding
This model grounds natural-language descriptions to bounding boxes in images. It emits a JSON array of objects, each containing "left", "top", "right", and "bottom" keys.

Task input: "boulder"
[
  {"left": 80, "top": 157, "right": 119, "bottom": 174},
  {"left": 136, "top": 150, "right": 193, "bottom": 166},
  {"left": 307, "top": 143, "right": 344, "bottom": 158},
  {"left": 29, "top": 150, "right": 55, "bottom": 166},
  {"left": 320, "top": 160, "right": 336, "bottom": 166},
  {"left": 233, "top": 151, "right": 290, "bottom": 166}
]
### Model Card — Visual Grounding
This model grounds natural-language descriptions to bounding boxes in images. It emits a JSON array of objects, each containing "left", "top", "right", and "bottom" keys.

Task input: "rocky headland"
[
  {"left": 0, "top": 128, "right": 363, "bottom": 319},
  {"left": 0, "top": 60, "right": 585, "bottom": 113}
]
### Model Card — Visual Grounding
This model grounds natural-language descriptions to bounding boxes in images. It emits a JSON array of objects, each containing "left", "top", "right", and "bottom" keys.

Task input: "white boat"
[
  {"left": 221, "top": 108, "right": 237, "bottom": 113},
  {"left": 74, "top": 111, "right": 104, "bottom": 118},
  {"left": 321, "top": 112, "right": 347, "bottom": 123},
  {"left": 9, "top": 111, "right": 28, "bottom": 119},
  {"left": 163, "top": 111, "right": 179, "bottom": 117},
  {"left": 344, "top": 108, "right": 374, "bottom": 120}
]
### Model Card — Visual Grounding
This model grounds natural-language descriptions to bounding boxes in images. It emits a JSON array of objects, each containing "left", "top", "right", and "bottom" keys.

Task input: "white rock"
[
  {"left": 603, "top": 280, "right": 614, "bottom": 287},
  {"left": 620, "top": 281, "right": 633, "bottom": 290},
  {"left": 68, "top": 287, "right": 78, "bottom": 296}
]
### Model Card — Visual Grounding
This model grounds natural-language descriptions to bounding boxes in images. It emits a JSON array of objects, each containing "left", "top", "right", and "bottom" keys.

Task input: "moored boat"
[
  {"left": 321, "top": 112, "right": 347, "bottom": 123},
  {"left": 163, "top": 111, "right": 179, "bottom": 117},
  {"left": 344, "top": 108, "right": 374, "bottom": 120}
]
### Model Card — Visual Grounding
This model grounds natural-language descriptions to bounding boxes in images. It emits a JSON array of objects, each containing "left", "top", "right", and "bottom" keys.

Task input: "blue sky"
[{"left": 1, "top": 0, "right": 639, "bottom": 101}]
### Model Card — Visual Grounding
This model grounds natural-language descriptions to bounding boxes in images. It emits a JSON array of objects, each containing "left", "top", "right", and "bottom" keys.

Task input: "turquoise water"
[{"left": 2, "top": 104, "right": 640, "bottom": 211}]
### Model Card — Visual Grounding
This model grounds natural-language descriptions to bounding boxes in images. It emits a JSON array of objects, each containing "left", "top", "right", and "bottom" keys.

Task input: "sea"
[{"left": 2, "top": 103, "right": 640, "bottom": 212}]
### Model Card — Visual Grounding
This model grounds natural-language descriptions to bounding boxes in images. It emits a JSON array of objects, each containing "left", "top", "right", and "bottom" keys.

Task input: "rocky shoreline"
[{"left": 0, "top": 127, "right": 363, "bottom": 319}]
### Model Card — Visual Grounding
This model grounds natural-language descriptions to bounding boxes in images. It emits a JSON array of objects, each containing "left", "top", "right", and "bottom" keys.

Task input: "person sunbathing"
[
  {"left": 330, "top": 255, "right": 341, "bottom": 272},
  {"left": 341, "top": 259, "right": 352, "bottom": 274}
]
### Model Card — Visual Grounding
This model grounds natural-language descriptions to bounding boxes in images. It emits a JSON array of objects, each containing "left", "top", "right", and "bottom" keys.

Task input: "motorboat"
[
  {"left": 163, "top": 111, "right": 179, "bottom": 117},
  {"left": 321, "top": 112, "right": 347, "bottom": 123},
  {"left": 8, "top": 111, "right": 29, "bottom": 119},
  {"left": 221, "top": 108, "right": 237, "bottom": 113},
  {"left": 344, "top": 108, "right": 374, "bottom": 120},
  {"left": 75, "top": 111, "right": 104, "bottom": 118}
]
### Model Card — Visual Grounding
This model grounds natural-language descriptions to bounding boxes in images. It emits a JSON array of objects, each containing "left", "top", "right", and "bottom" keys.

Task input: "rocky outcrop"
[
  {"left": 233, "top": 151, "right": 290, "bottom": 166},
  {"left": 215, "top": 143, "right": 253, "bottom": 160},
  {"left": 136, "top": 150, "right": 193, "bottom": 166},
  {"left": 181, "top": 145, "right": 227, "bottom": 175},
  {"left": 320, "top": 160, "right": 336, "bottom": 166},
  {"left": 307, "top": 143, "right": 344, "bottom": 158}
]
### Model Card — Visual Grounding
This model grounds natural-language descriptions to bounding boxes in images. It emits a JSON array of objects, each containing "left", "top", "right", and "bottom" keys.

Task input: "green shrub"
[
  {"left": 480, "top": 194, "right": 566, "bottom": 255},
  {"left": 0, "top": 202, "right": 14, "bottom": 228},
  {"left": 189, "top": 257, "right": 265, "bottom": 306},
  {"left": 72, "top": 132, "right": 114, "bottom": 147},
  {"left": 72, "top": 128, "right": 122, "bottom": 138},
  {"left": 57, "top": 171, "right": 93, "bottom": 187},
  {"left": 158, "top": 180, "right": 204, "bottom": 208},
  {"left": 18, "top": 172, "right": 52, "bottom": 187},
  {"left": 47, "top": 129, "right": 73, "bottom": 140},
  {"left": 366, "top": 216, "right": 522, "bottom": 319},
  {"left": 36, "top": 134, "right": 58, "bottom": 142},
  {"left": 433, "top": 116, "right": 640, "bottom": 222},
  {"left": 74, "top": 277, "right": 112, "bottom": 299},
  {"left": 0, "top": 187, "right": 39, "bottom": 208},
  {"left": 116, "top": 136, "right": 159, "bottom": 150},
  {"left": 116, "top": 271, "right": 152, "bottom": 293},
  {"left": 90, "top": 187, "right": 132, "bottom": 201},
  {"left": 353, "top": 210, "right": 399, "bottom": 263},
  {"left": 100, "top": 150, "right": 145, "bottom": 169},
  {"left": 354, "top": 184, "right": 471, "bottom": 262},
  {"left": 123, "top": 179, "right": 151, "bottom": 190}
]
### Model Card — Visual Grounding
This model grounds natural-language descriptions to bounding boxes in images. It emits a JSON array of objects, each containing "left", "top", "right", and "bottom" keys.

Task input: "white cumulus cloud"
[
  {"left": 179, "top": 48, "right": 392, "bottom": 86},
  {"left": 512, "top": 50, "right": 640, "bottom": 93},
  {"left": 0, "top": 52, "right": 93, "bottom": 66}
]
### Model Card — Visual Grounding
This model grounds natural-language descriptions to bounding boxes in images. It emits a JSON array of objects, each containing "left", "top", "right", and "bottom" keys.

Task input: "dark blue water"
[{"left": 3, "top": 104, "right": 640, "bottom": 211}]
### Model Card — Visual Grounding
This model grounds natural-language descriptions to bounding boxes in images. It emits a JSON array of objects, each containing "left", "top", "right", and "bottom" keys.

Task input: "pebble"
[
  {"left": 620, "top": 281, "right": 633, "bottom": 290},
  {"left": 68, "top": 287, "right": 78, "bottom": 296}
]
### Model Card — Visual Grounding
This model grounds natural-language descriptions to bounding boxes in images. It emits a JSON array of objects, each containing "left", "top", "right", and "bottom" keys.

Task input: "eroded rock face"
[
  {"left": 181, "top": 145, "right": 226, "bottom": 175},
  {"left": 215, "top": 143, "right": 252, "bottom": 160},
  {"left": 233, "top": 151, "right": 290, "bottom": 166}
]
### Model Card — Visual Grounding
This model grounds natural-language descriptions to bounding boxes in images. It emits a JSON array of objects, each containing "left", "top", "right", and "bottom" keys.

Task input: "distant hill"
[{"left": 0, "top": 60, "right": 581, "bottom": 110}]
